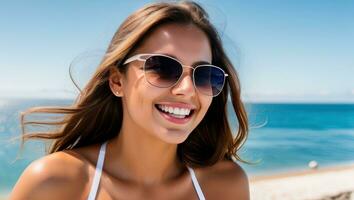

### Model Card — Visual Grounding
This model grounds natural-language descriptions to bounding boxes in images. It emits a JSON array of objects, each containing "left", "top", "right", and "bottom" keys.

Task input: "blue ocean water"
[
  {"left": 238, "top": 103, "right": 354, "bottom": 175},
  {"left": 1, "top": 98, "right": 354, "bottom": 193}
]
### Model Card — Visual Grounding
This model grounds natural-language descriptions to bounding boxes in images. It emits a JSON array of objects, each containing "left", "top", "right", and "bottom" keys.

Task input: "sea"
[{"left": 1, "top": 98, "right": 354, "bottom": 194}]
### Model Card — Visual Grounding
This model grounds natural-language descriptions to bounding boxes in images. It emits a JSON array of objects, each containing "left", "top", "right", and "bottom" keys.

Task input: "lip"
[{"left": 155, "top": 104, "right": 194, "bottom": 124}]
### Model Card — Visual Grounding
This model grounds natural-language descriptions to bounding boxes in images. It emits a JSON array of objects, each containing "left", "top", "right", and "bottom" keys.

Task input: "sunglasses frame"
[{"left": 123, "top": 53, "right": 228, "bottom": 97}]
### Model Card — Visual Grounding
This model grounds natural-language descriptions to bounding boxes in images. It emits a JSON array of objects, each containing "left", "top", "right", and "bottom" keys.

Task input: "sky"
[{"left": 0, "top": 0, "right": 353, "bottom": 103}]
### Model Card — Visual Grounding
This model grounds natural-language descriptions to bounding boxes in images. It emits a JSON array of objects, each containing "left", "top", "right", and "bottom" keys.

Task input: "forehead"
[{"left": 135, "top": 23, "right": 212, "bottom": 65}]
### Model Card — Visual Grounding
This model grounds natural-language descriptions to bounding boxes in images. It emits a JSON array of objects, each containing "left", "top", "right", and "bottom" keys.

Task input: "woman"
[{"left": 10, "top": 1, "right": 249, "bottom": 199}]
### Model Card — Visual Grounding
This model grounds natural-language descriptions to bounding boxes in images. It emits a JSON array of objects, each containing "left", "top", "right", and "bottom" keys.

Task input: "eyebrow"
[{"left": 163, "top": 53, "right": 211, "bottom": 67}]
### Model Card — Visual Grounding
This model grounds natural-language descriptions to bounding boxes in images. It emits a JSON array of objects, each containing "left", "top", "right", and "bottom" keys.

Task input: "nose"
[{"left": 171, "top": 68, "right": 196, "bottom": 97}]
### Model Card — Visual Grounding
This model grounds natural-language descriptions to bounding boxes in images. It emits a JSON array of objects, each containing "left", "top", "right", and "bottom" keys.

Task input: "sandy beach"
[
  {"left": 0, "top": 189, "right": 10, "bottom": 200},
  {"left": 249, "top": 164, "right": 354, "bottom": 200}
]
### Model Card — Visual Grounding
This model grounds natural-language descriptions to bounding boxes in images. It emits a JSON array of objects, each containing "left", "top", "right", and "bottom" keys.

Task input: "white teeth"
[
  {"left": 173, "top": 107, "right": 179, "bottom": 115},
  {"left": 157, "top": 104, "right": 191, "bottom": 116},
  {"left": 170, "top": 113, "right": 185, "bottom": 118}
]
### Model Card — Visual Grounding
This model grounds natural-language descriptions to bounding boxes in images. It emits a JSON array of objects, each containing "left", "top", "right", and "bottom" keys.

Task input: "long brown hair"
[{"left": 20, "top": 1, "right": 248, "bottom": 168}]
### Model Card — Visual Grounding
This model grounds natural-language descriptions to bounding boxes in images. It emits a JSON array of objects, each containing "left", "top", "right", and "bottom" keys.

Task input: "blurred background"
[{"left": 1, "top": 0, "right": 353, "bottom": 199}]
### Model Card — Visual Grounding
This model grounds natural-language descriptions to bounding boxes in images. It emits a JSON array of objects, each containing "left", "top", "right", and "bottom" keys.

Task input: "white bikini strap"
[
  {"left": 87, "top": 142, "right": 107, "bottom": 200},
  {"left": 187, "top": 167, "right": 206, "bottom": 200}
]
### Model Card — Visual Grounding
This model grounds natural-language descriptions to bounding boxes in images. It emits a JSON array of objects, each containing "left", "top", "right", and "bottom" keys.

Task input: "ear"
[{"left": 109, "top": 68, "right": 124, "bottom": 97}]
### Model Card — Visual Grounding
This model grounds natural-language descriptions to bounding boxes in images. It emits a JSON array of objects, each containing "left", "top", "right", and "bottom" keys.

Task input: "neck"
[{"left": 107, "top": 124, "right": 185, "bottom": 186}]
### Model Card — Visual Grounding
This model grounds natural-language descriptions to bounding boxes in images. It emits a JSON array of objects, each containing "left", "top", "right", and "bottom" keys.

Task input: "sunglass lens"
[
  {"left": 144, "top": 55, "right": 183, "bottom": 87},
  {"left": 194, "top": 66, "right": 225, "bottom": 96}
]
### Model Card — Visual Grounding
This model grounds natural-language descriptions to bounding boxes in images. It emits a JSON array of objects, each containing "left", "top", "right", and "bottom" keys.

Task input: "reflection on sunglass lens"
[
  {"left": 145, "top": 55, "right": 182, "bottom": 87},
  {"left": 195, "top": 66, "right": 225, "bottom": 96}
]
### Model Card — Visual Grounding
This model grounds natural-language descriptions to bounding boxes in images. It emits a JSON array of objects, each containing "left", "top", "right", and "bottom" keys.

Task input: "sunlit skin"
[
  {"left": 9, "top": 23, "right": 249, "bottom": 200},
  {"left": 106, "top": 23, "right": 213, "bottom": 185}
]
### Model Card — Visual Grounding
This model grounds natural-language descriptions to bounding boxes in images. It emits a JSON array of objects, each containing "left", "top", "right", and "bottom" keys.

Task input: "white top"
[{"left": 87, "top": 141, "right": 206, "bottom": 200}]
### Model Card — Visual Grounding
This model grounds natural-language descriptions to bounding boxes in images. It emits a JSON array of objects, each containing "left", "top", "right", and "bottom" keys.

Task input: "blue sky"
[{"left": 0, "top": 0, "right": 353, "bottom": 102}]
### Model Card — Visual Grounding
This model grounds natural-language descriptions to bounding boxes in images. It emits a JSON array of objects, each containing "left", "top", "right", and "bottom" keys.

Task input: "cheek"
[
  {"left": 123, "top": 75, "right": 163, "bottom": 119},
  {"left": 201, "top": 96, "right": 213, "bottom": 112},
  {"left": 121, "top": 72, "right": 148, "bottom": 114},
  {"left": 196, "top": 96, "right": 213, "bottom": 122}
]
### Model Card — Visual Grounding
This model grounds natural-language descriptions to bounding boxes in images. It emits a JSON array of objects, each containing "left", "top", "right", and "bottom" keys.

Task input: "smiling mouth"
[{"left": 154, "top": 104, "right": 195, "bottom": 119}]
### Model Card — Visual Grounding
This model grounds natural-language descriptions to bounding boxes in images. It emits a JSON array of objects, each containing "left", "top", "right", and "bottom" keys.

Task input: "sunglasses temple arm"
[{"left": 123, "top": 54, "right": 153, "bottom": 65}]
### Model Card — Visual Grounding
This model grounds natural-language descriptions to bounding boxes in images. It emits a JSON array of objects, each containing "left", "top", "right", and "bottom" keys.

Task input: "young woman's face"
[{"left": 115, "top": 23, "right": 213, "bottom": 144}]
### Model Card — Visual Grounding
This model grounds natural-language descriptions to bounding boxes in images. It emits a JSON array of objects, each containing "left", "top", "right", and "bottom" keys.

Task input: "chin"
[{"left": 160, "top": 129, "right": 191, "bottom": 144}]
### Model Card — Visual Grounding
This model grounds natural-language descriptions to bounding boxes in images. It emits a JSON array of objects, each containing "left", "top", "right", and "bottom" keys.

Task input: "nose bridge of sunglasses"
[{"left": 181, "top": 65, "right": 194, "bottom": 76}]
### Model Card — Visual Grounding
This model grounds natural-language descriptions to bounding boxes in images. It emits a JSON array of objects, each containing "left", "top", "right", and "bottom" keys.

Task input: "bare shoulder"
[
  {"left": 198, "top": 160, "right": 250, "bottom": 200},
  {"left": 9, "top": 146, "right": 97, "bottom": 200}
]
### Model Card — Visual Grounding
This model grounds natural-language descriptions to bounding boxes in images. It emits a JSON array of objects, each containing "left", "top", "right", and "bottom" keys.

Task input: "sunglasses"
[{"left": 123, "top": 53, "right": 228, "bottom": 97}]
